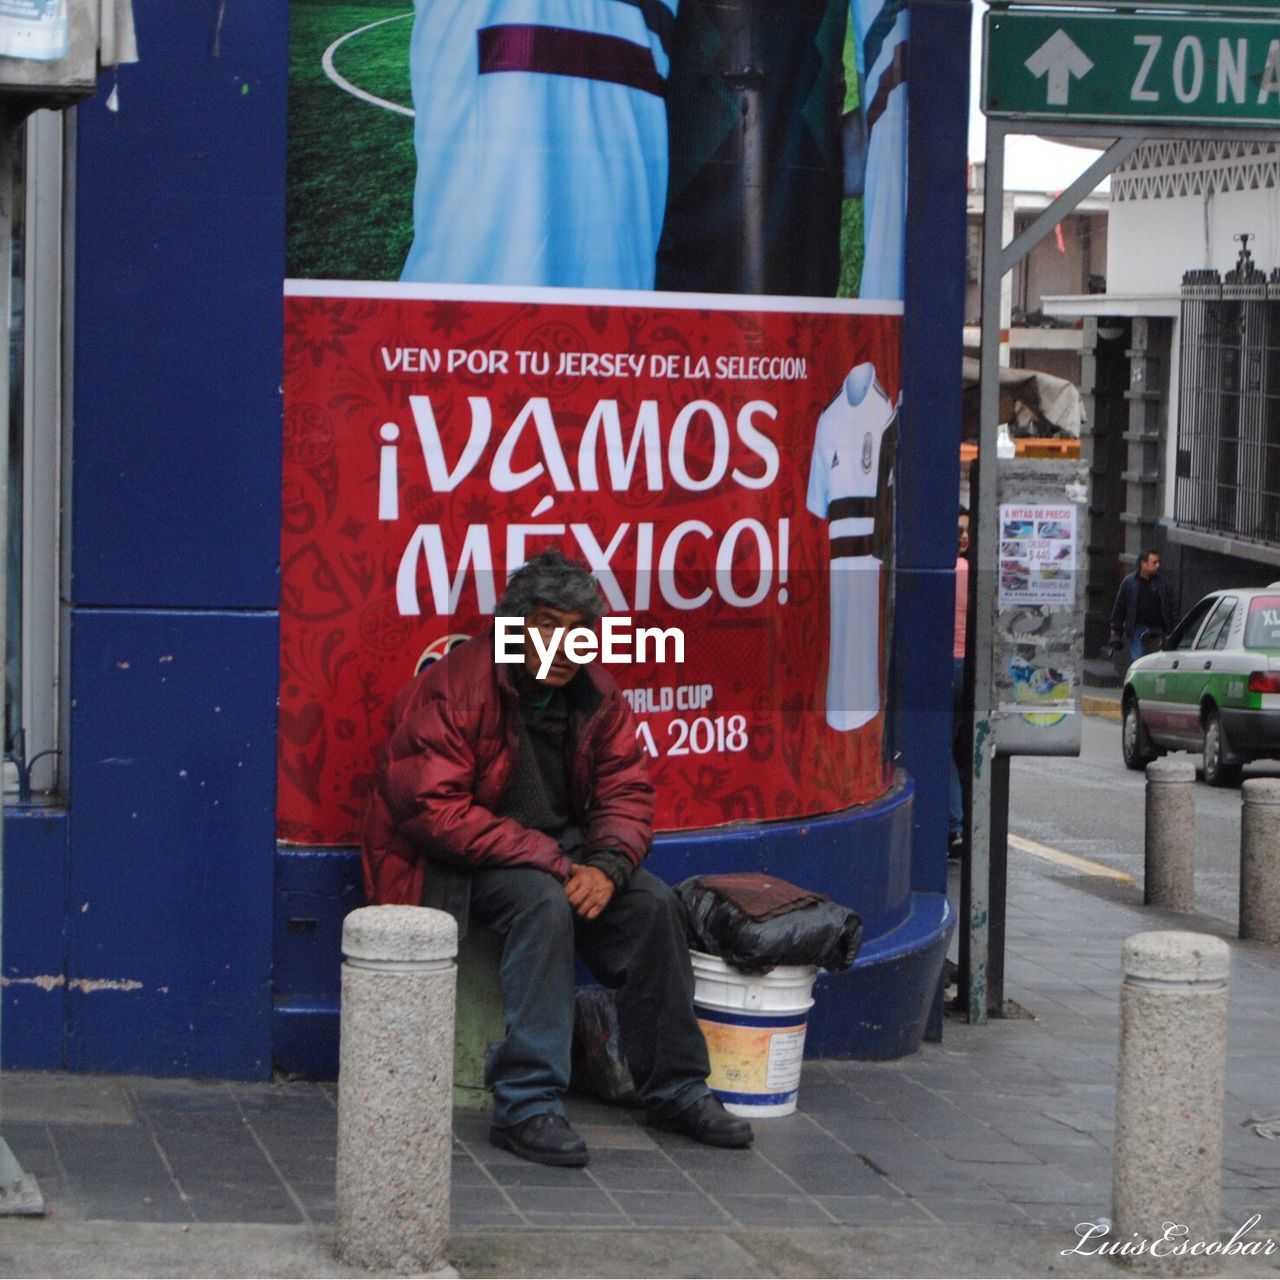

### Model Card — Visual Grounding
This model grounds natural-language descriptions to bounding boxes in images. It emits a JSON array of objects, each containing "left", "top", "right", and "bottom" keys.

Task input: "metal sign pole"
[
  {"left": 964, "top": 0, "right": 1280, "bottom": 1028},
  {"left": 966, "top": 118, "right": 1007, "bottom": 1024},
  {"left": 963, "top": 107, "right": 1159, "bottom": 1021}
]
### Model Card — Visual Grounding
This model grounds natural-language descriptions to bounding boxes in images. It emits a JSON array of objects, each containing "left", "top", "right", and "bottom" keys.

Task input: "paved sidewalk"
[{"left": 2, "top": 854, "right": 1279, "bottom": 1278}]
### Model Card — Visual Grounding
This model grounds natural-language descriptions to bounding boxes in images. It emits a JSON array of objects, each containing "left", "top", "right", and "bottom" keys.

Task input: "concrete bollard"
[
  {"left": 1240, "top": 779, "right": 1280, "bottom": 945},
  {"left": 1112, "top": 931, "right": 1229, "bottom": 1269},
  {"left": 336, "top": 906, "right": 458, "bottom": 1276},
  {"left": 1145, "top": 759, "right": 1197, "bottom": 911}
]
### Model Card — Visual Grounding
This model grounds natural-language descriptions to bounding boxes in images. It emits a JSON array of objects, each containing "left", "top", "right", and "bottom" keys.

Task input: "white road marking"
[
  {"left": 1009, "top": 833, "right": 1135, "bottom": 883},
  {"left": 321, "top": 12, "right": 415, "bottom": 119}
]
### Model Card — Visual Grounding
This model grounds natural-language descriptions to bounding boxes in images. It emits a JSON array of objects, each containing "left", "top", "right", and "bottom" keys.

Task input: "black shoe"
[
  {"left": 647, "top": 1093, "right": 753, "bottom": 1148},
  {"left": 948, "top": 832, "right": 966, "bottom": 860},
  {"left": 489, "top": 1113, "right": 589, "bottom": 1167}
]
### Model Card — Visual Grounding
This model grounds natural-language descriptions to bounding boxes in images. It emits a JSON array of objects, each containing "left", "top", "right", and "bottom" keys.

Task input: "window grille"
[{"left": 1175, "top": 238, "right": 1280, "bottom": 545}]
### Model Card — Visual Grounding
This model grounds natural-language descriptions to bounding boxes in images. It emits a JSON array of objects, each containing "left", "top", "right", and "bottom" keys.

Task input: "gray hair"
[{"left": 499, "top": 547, "right": 604, "bottom": 622}]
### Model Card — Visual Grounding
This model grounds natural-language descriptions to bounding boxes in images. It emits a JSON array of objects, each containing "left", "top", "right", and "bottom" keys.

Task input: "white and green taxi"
[{"left": 1122, "top": 585, "right": 1280, "bottom": 786}]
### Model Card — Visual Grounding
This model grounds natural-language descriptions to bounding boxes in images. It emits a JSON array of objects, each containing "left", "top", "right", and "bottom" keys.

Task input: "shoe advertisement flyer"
[
  {"left": 282, "top": 0, "right": 909, "bottom": 841},
  {"left": 997, "top": 503, "right": 1077, "bottom": 609}
]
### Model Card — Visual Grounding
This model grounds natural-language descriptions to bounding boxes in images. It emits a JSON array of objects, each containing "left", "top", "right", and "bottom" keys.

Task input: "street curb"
[{"left": 1083, "top": 693, "right": 1122, "bottom": 722}]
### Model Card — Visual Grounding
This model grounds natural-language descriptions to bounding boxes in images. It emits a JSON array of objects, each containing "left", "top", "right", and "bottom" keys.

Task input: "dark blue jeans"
[
  {"left": 1128, "top": 627, "right": 1160, "bottom": 663},
  {"left": 469, "top": 864, "right": 712, "bottom": 1128}
]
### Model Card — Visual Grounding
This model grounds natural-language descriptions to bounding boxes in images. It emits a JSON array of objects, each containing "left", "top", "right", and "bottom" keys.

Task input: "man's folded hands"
[{"left": 564, "top": 863, "right": 615, "bottom": 920}]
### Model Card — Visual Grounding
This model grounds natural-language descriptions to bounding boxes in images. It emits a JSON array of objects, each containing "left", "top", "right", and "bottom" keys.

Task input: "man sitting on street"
[{"left": 362, "top": 548, "right": 753, "bottom": 1166}]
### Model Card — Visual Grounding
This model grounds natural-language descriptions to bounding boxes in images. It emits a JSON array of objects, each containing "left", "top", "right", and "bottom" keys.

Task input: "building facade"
[
  {"left": 965, "top": 166, "right": 1109, "bottom": 391},
  {"left": 1048, "top": 140, "right": 1280, "bottom": 655},
  {"left": 4, "top": 0, "right": 970, "bottom": 1078}
]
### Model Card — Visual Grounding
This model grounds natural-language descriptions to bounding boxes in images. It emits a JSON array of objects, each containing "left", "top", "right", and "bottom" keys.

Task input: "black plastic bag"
[
  {"left": 674, "top": 873, "right": 862, "bottom": 975},
  {"left": 569, "top": 986, "right": 636, "bottom": 1103}
]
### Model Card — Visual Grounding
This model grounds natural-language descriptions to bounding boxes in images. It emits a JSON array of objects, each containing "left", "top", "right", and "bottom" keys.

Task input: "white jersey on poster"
[
  {"left": 401, "top": 0, "right": 677, "bottom": 289},
  {"left": 807, "top": 362, "right": 896, "bottom": 731}
]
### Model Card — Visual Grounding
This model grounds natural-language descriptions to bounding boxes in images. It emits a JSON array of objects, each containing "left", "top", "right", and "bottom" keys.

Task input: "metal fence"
[{"left": 1176, "top": 242, "right": 1280, "bottom": 545}]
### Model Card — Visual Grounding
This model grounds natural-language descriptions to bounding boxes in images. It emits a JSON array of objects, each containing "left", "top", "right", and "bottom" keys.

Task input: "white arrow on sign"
[{"left": 1024, "top": 30, "right": 1094, "bottom": 107}]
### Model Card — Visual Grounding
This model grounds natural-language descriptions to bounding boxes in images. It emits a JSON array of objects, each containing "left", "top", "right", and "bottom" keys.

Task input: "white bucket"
[{"left": 690, "top": 950, "right": 817, "bottom": 1118}]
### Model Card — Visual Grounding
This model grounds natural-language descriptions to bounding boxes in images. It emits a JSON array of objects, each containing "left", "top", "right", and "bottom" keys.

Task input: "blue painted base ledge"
[
  {"left": 808, "top": 890, "right": 954, "bottom": 1059},
  {"left": 274, "top": 770, "right": 952, "bottom": 1077}
]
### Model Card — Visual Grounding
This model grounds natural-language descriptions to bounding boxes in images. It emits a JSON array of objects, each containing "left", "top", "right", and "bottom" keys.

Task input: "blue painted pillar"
[
  {"left": 896, "top": 0, "right": 971, "bottom": 896},
  {"left": 63, "top": 2, "right": 286, "bottom": 1077}
]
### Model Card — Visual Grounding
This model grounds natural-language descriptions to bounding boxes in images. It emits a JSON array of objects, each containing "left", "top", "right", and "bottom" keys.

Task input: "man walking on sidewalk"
[
  {"left": 1110, "top": 548, "right": 1178, "bottom": 666},
  {"left": 362, "top": 548, "right": 752, "bottom": 1167}
]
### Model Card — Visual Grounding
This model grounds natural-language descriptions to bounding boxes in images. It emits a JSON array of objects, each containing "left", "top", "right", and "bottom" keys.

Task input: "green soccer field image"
[{"left": 288, "top": 1, "right": 416, "bottom": 281}]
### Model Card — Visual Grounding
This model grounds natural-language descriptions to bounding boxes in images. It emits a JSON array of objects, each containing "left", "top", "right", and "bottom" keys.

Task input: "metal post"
[
  {"left": 964, "top": 125, "right": 1147, "bottom": 1023},
  {"left": 0, "top": 109, "right": 42, "bottom": 1218},
  {"left": 730, "top": 67, "right": 767, "bottom": 297},
  {"left": 998, "top": 192, "right": 1014, "bottom": 367},
  {"left": 987, "top": 754, "right": 1010, "bottom": 1015},
  {"left": 966, "top": 119, "right": 1007, "bottom": 1023}
]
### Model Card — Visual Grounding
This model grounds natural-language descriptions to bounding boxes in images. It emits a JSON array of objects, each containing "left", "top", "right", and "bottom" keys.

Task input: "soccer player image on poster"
[
  {"left": 847, "top": 0, "right": 908, "bottom": 301},
  {"left": 399, "top": 2, "right": 674, "bottom": 290},
  {"left": 282, "top": 0, "right": 910, "bottom": 844},
  {"left": 288, "top": 0, "right": 907, "bottom": 298}
]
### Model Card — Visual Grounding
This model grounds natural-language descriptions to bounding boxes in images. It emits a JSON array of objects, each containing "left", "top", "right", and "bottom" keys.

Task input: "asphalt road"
[{"left": 1008, "top": 714, "right": 1280, "bottom": 927}]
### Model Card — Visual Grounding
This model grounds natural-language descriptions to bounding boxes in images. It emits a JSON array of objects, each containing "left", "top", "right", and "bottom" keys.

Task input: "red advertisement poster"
[
  {"left": 284, "top": 0, "right": 912, "bottom": 844},
  {"left": 279, "top": 284, "right": 901, "bottom": 844}
]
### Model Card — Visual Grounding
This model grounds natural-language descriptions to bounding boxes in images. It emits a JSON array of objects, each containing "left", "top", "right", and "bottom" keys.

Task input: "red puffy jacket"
[{"left": 361, "top": 630, "right": 655, "bottom": 906}]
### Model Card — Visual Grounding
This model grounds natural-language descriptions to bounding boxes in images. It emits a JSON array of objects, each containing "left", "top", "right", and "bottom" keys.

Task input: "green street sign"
[{"left": 984, "top": 10, "right": 1280, "bottom": 125}]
